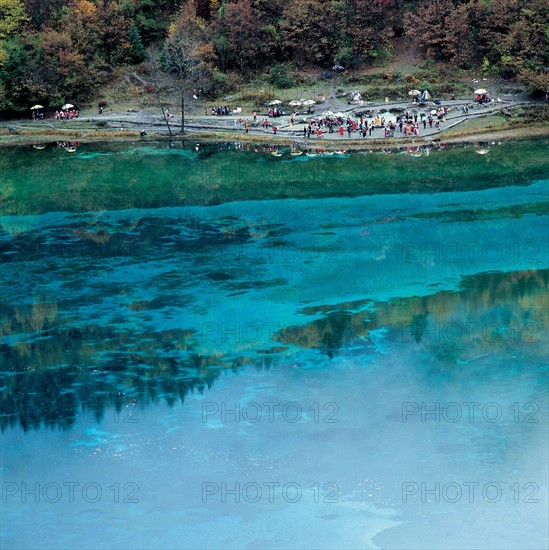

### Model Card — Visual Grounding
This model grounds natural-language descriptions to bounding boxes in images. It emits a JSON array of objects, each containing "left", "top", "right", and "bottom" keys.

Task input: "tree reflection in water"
[{"left": 2, "top": 269, "right": 546, "bottom": 431}]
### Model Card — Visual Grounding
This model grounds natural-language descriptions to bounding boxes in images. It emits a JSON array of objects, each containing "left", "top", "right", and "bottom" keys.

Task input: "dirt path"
[
  {"left": 75, "top": 98, "right": 535, "bottom": 141},
  {"left": 1, "top": 99, "right": 545, "bottom": 148}
]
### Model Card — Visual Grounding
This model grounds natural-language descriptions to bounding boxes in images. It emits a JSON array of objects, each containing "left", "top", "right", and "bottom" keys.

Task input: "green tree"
[
  {"left": 0, "top": 0, "right": 29, "bottom": 64},
  {"left": 0, "top": 38, "right": 45, "bottom": 110},
  {"left": 22, "top": 0, "right": 65, "bottom": 29},
  {"left": 128, "top": 23, "right": 146, "bottom": 63},
  {"left": 0, "top": 0, "right": 29, "bottom": 39}
]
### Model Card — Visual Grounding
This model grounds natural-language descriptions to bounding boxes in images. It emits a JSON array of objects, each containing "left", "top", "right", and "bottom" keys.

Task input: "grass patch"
[{"left": 445, "top": 115, "right": 508, "bottom": 134}]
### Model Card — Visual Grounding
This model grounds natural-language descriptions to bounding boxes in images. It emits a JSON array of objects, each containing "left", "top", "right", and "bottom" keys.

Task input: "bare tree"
[
  {"left": 161, "top": 28, "right": 206, "bottom": 134},
  {"left": 131, "top": 49, "right": 174, "bottom": 137}
]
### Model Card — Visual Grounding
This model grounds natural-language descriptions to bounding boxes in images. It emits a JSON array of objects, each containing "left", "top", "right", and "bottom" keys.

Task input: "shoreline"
[{"left": 0, "top": 121, "right": 547, "bottom": 150}]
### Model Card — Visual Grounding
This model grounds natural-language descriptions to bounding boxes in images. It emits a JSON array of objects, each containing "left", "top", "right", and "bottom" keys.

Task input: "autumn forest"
[{"left": 0, "top": 0, "right": 548, "bottom": 113}]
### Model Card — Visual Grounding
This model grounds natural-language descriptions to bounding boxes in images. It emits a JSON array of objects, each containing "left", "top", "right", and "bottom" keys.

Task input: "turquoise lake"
[{"left": 1, "top": 139, "right": 548, "bottom": 549}]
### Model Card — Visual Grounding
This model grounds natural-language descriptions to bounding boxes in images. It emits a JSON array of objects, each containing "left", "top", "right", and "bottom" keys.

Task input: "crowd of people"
[
  {"left": 224, "top": 100, "right": 454, "bottom": 138},
  {"left": 211, "top": 105, "right": 232, "bottom": 116},
  {"left": 31, "top": 107, "right": 79, "bottom": 120},
  {"left": 252, "top": 106, "right": 449, "bottom": 138},
  {"left": 54, "top": 108, "right": 79, "bottom": 120},
  {"left": 475, "top": 94, "right": 491, "bottom": 104}
]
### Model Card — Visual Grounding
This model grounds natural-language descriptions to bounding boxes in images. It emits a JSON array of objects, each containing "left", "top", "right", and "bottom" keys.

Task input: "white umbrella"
[
  {"left": 474, "top": 89, "right": 488, "bottom": 95},
  {"left": 268, "top": 100, "right": 282, "bottom": 106},
  {"left": 288, "top": 100, "right": 302, "bottom": 107},
  {"left": 302, "top": 99, "right": 316, "bottom": 106},
  {"left": 322, "top": 110, "right": 334, "bottom": 117},
  {"left": 408, "top": 90, "right": 421, "bottom": 96},
  {"left": 30, "top": 104, "right": 44, "bottom": 110},
  {"left": 430, "top": 109, "right": 437, "bottom": 115},
  {"left": 334, "top": 112, "right": 345, "bottom": 118},
  {"left": 62, "top": 103, "right": 75, "bottom": 109}
]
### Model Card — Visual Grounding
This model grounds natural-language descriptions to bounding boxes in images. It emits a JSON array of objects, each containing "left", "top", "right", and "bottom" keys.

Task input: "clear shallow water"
[
  {"left": 1, "top": 139, "right": 548, "bottom": 215},
  {"left": 1, "top": 141, "right": 548, "bottom": 549}
]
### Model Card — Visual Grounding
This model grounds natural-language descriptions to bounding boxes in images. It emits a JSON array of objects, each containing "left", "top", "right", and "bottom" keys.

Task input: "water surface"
[{"left": 1, "top": 140, "right": 548, "bottom": 549}]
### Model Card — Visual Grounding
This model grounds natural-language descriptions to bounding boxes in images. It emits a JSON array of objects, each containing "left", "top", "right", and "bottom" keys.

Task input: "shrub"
[
  {"left": 518, "top": 70, "right": 549, "bottom": 97},
  {"left": 137, "top": 64, "right": 153, "bottom": 76},
  {"left": 211, "top": 71, "right": 229, "bottom": 95},
  {"left": 270, "top": 64, "right": 294, "bottom": 89},
  {"left": 334, "top": 46, "right": 354, "bottom": 68},
  {"left": 238, "top": 89, "right": 272, "bottom": 107}
]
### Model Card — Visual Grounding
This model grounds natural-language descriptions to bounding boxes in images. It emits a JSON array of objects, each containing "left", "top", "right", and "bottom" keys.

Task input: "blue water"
[{"left": 1, "top": 152, "right": 548, "bottom": 548}]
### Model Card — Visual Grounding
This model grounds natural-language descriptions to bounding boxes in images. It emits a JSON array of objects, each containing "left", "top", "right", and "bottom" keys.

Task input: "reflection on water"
[
  {"left": 1, "top": 268, "right": 547, "bottom": 431},
  {"left": 1, "top": 139, "right": 548, "bottom": 215},
  {"left": 1, "top": 141, "right": 548, "bottom": 549}
]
